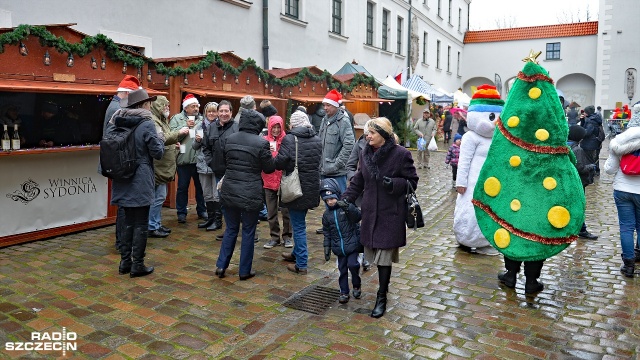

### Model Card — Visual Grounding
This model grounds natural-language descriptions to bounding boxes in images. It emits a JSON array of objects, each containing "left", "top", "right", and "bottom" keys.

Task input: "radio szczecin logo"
[{"left": 5, "top": 328, "right": 77, "bottom": 356}]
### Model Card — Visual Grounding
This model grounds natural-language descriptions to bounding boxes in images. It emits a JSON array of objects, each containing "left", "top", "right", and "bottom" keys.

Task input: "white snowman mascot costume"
[{"left": 453, "top": 85, "right": 504, "bottom": 254}]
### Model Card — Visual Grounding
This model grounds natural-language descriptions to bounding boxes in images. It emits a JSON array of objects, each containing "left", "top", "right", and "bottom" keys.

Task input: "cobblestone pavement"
[{"left": 1, "top": 139, "right": 639, "bottom": 359}]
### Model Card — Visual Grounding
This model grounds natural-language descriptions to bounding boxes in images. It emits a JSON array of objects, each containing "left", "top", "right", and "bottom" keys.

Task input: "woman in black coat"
[
  {"left": 343, "top": 117, "right": 418, "bottom": 318},
  {"left": 215, "top": 109, "right": 275, "bottom": 280},
  {"left": 274, "top": 111, "right": 322, "bottom": 274},
  {"left": 443, "top": 110, "right": 453, "bottom": 144}
]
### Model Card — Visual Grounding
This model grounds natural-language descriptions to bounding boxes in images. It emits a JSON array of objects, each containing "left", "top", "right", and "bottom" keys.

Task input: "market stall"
[
  {"left": 0, "top": 24, "right": 165, "bottom": 247},
  {"left": 149, "top": 51, "right": 286, "bottom": 208},
  {"left": 335, "top": 72, "right": 389, "bottom": 139}
]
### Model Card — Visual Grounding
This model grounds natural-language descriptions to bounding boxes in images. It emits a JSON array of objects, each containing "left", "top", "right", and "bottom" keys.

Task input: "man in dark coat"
[
  {"left": 275, "top": 111, "right": 322, "bottom": 274},
  {"left": 102, "top": 75, "right": 140, "bottom": 251},
  {"left": 214, "top": 109, "right": 275, "bottom": 280},
  {"left": 579, "top": 105, "right": 603, "bottom": 173},
  {"left": 108, "top": 89, "right": 164, "bottom": 278},
  {"left": 568, "top": 125, "right": 598, "bottom": 240},
  {"left": 310, "top": 105, "right": 326, "bottom": 134}
]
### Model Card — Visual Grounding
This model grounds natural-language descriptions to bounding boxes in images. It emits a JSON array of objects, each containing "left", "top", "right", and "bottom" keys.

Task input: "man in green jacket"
[
  {"left": 169, "top": 94, "right": 206, "bottom": 224},
  {"left": 149, "top": 96, "right": 188, "bottom": 237}
]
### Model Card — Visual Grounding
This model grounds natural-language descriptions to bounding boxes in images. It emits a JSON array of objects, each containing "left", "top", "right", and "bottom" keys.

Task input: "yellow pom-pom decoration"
[
  {"left": 510, "top": 199, "right": 521, "bottom": 211},
  {"left": 484, "top": 177, "right": 501, "bottom": 197},
  {"left": 494, "top": 228, "right": 511, "bottom": 248},
  {"left": 507, "top": 116, "right": 520, "bottom": 128},
  {"left": 529, "top": 87, "right": 542, "bottom": 99},
  {"left": 543, "top": 177, "right": 557, "bottom": 190},
  {"left": 547, "top": 206, "right": 570, "bottom": 228},
  {"left": 535, "top": 129, "right": 549, "bottom": 141},
  {"left": 509, "top": 156, "right": 521, "bottom": 167}
]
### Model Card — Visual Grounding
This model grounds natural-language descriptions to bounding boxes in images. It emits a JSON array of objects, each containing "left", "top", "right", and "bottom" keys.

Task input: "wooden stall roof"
[
  {"left": 265, "top": 65, "right": 332, "bottom": 79},
  {"left": 0, "top": 79, "right": 166, "bottom": 96},
  {"left": 289, "top": 95, "right": 353, "bottom": 103},
  {"left": 182, "top": 86, "right": 284, "bottom": 102}
]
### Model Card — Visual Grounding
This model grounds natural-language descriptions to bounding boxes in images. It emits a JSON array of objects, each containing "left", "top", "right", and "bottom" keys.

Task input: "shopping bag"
[{"left": 427, "top": 137, "right": 438, "bottom": 151}]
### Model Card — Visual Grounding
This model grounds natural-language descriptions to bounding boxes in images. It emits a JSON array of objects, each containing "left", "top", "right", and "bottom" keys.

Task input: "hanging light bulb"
[
  {"left": 122, "top": 62, "right": 127, "bottom": 74},
  {"left": 312, "top": 84, "right": 315, "bottom": 92},
  {"left": 299, "top": 86, "right": 302, "bottom": 92},
  {"left": 223, "top": 72, "right": 227, "bottom": 81},
  {"left": 66, "top": 53, "right": 74, "bottom": 67},
  {"left": 90, "top": 56, "right": 97, "bottom": 69},
  {"left": 270, "top": 87, "right": 274, "bottom": 94},
  {"left": 19, "top": 42, "right": 28, "bottom": 56},
  {"left": 43, "top": 50, "right": 51, "bottom": 66},
  {"left": 289, "top": 89, "right": 292, "bottom": 96},
  {"left": 258, "top": 76, "right": 261, "bottom": 83},
  {"left": 100, "top": 58, "right": 106, "bottom": 70},
  {"left": 183, "top": 74, "right": 189, "bottom": 85},
  {"left": 199, "top": 69, "right": 204, "bottom": 79},
  {"left": 264, "top": 82, "right": 268, "bottom": 89},
  {"left": 212, "top": 73, "right": 217, "bottom": 83},
  {"left": 304, "top": 79, "right": 307, "bottom": 87},
  {"left": 137, "top": 68, "right": 142, "bottom": 80},
  {"left": 164, "top": 75, "right": 170, "bottom": 86},
  {"left": 246, "top": 76, "right": 250, "bottom": 85},
  {"left": 280, "top": 90, "right": 284, "bottom": 97},
  {"left": 147, "top": 69, "right": 152, "bottom": 81},
  {"left": 235, "top": 76, "right": 239, "bottom": 84}
]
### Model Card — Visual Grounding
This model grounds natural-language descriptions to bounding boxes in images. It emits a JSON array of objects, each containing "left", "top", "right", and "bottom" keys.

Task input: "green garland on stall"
[
  {"left": 0, "top": 24, "right": 146, "bottom": 68},
  {"left": 0, "top": 24, "right": 379, "bottom": 92}
]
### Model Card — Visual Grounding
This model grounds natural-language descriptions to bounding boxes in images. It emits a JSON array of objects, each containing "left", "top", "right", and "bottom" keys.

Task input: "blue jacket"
[{"left": 321, "top": 178, "right": 362, "bottom": 257}]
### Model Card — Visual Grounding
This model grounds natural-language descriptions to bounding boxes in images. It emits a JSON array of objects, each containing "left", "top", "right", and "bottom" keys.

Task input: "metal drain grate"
[{"left": 283, "top": 285, "right": 341, "bottom": 315}]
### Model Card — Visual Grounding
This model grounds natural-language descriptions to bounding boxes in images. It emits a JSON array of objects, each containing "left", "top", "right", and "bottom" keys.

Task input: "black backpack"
[{"left": 100, "top": 120, "right": 146, "bottom": 181}]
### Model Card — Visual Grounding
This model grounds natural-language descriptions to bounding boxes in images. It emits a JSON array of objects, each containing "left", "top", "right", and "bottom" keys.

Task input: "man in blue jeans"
[
  {"left": 169, "top": 94, "right": 207, "bottom": 223},
  {"left": 316, "top": 90, "right": 354, "bottom": 234}
]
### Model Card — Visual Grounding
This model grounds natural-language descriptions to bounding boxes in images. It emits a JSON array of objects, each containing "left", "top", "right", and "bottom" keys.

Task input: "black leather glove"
[
  {"left": 382, "top": 176, "right": 393, "bottom": 192},
  {"left": 324, "top": 247, "right": 331, "bottom": 261},
  {"left": 336, "top": 200, "right": 350, "bottom": 211}
]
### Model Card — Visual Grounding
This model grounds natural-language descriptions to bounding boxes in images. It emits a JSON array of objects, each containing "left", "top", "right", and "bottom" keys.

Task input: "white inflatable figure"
[{"left": 453, "top": 85, "right": 504, "bottom": 254}]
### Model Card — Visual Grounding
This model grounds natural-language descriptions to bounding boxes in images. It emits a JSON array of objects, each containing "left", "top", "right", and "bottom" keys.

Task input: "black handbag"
[{"left": 406, "top": 181, "right": 424, "bottom": 229}]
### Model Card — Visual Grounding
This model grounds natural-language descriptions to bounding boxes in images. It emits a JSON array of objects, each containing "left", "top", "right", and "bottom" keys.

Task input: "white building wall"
[
  {"left": 462, "top": 35, "right": 597, "bottom": 105},
  {"left": 0, "top": 0, "right": 468, "bottom": 94}
]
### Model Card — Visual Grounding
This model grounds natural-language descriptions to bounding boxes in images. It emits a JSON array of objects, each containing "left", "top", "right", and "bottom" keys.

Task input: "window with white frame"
[
  {"left": 458, "top": 8, "right": 462, "bottom": 31},
  {"left": 447, "top": 46, "right": 451, "bottom": 72},
  {"left": 382, "top": 9, "right": 389, "bottom": 51},
  {"left": 448, "top": 0, "right": 452, "bottom": 24},
  {"left": 366, "top": 2, "right": 374, "bottom": 46},
  {"left": 457, "top": 51, "right": 461, "bottom": 75},
  {"left": 436, "top": 40, "right": 441, "bottom": 69},
  {"left": 285, "top": 0, "right": 299, "bottom": 19},
  {"left": 437, "top": 0, "right": 442, "bottom": 17},
  {"left": 422, "top": 31, "right": 428, "bottom": 63},
  {"left": 332, "top": 0, "right": 343, "bottom": 35},
  {"left": 546, "top": 42, "right": 561, "bottom": 60},
  {"left": 397, "top": 16, "right": 403, "bottom": 55}
]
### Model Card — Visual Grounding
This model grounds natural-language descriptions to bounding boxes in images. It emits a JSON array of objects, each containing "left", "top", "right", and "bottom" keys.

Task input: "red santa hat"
[
  {"left": 117, "top": 75, "right": 141, "bottom": 92},
  {"left": 182, "top": 94, "right": 199, "bottom": 108},
  {"left": 322, "top": 89, "right": 342, "bottom": 108}
]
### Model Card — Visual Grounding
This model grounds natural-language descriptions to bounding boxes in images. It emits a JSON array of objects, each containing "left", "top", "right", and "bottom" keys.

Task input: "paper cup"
[
  {"left": 197, "top": 129, "right": 204, "bottom": 138},
  {"left": 189, "top": 129, "right": 196, "bottom": 138},
  {"left": 179, "top": 144, "right": 186, "bottom": 153},
  {"left": 269, "top": 141, "right": 277, "bottom": 151}
]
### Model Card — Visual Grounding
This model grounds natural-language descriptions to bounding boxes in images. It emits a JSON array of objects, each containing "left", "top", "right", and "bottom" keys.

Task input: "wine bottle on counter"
[
  {"left": 11, "top": 124, "right": 20, "bottom": 150},
  {"left": 2, "top": 125, "right": 10, "bottom": 151}
]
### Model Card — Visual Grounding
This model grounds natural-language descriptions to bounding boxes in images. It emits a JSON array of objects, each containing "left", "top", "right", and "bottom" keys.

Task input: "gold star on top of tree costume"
[
  {"left": 470, "top": 52, "right": 585, "bottom": 262},
  {"left": 522, "top": 50, "right": 542, "bottom": 64}
]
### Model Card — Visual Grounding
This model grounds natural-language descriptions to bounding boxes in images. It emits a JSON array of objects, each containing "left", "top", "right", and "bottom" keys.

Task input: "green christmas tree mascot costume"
[{"left": 472, "top": 51, "right": 585, "bottom": 294}]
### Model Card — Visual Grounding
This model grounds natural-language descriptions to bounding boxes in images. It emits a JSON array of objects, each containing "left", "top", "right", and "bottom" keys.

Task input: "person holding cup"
[
  {"left": 169, "top": 94, "right": 207, "bottom": 224},
  {"left": 192, "top": 102, "right": 222, "bottom": 231}
]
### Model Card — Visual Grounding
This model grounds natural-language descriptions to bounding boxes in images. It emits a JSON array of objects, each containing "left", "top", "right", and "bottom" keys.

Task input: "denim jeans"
[
  {"left": 613, "top": 190, "right": 640, "bottom": 259},
  {"left": 216, "top": 207, "right": 258, "bottom": 276},
  {"left": 288, "top": 208, "right": 309, "bottom": 269},
  {"left": 148, "top": 184, "right": 167, "bottom": 231},
  {"left": 176, "top": 164, "right": 206, "bottom": 216},
  {"left": 337, "top": 252, "right": 361, "bottom": 295}
]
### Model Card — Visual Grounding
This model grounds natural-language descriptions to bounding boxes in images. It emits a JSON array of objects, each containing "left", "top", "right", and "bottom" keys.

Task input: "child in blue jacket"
[{"left": 321, "top": 178, "right": 363, "bottom": 304}]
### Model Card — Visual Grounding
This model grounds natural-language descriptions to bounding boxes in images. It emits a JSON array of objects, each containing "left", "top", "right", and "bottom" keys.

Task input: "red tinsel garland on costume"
[
  {"left": 472, "top": 199, "right": 577, "bottom": 245},
  {"left": 517, "top": 71, "right": 554, "bottom": 84},
  {"left": 497, "top": 118, "right": 569, "bottom": 154}
]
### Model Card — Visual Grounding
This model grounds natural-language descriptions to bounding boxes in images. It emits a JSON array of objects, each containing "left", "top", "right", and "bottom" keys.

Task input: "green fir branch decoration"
[{"left": 0, "top": 24, "right": 379, "bottom": 91}]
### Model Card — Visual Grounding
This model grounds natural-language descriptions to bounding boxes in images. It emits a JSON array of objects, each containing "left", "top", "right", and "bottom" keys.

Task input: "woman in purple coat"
[{"left": 342, "top": 117, "right": 418, "bottom": 318}]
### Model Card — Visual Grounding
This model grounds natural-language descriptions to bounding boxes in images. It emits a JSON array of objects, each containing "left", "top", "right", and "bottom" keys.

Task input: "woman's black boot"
[
  {"left": 198, "top": 201, "right": 215, "bottom": 228},
  {"left": 371, "top": 265, "right": 392, "bottom": 318}
]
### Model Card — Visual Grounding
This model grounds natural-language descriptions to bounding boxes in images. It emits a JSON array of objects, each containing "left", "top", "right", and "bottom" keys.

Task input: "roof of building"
[
  {"left": 265, "top": 66, "right": 325, "bottom": 79},
  {"left": 464, "top": 21, "right": 598, "bottom": 44}
]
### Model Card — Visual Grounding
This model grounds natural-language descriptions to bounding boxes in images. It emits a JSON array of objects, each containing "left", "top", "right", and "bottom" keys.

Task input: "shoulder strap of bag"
[{"left": 293, "top": 136, "right": 298, "bottom": 169}]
